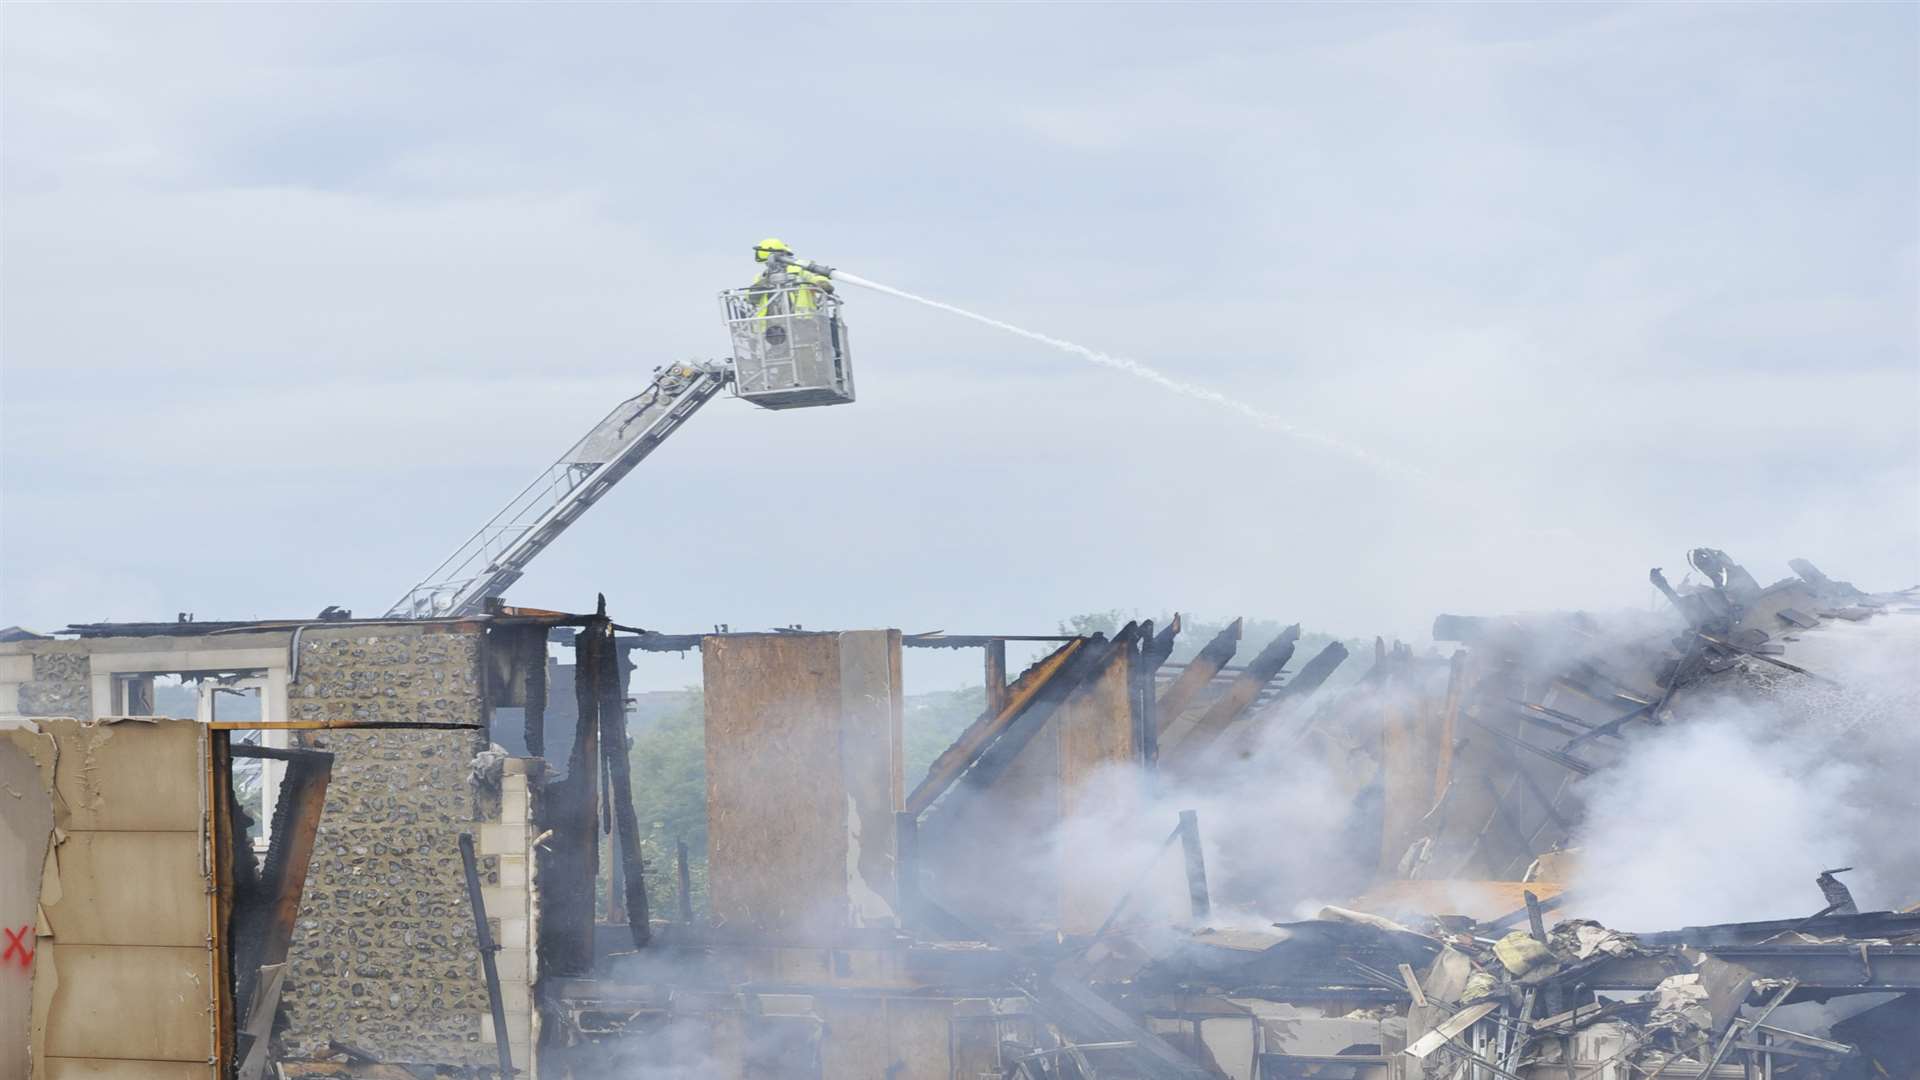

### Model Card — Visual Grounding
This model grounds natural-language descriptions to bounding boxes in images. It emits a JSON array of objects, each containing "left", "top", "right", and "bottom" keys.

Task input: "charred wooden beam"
[
  {"left": 1035, "top": 970, "right": 1214, "bottom": 1080},
  {"left": 1468, "top": 716, "right": 1594, "bottom": 777},
  {"left": 593, "top": 617, "right": 651, "bottom": 949},
  {"left": 1168, "top": 624, "right": 1300, "bottom": 756},
  {"left": 537, "top": 616, "right": 605, "bottom": 978},
  {"left": 232, "top": 746, "right": 334, "bottom": 1024},
  {"left": 904, "top": 637, "right": 1087, "bottom": 816},
  {"left": 1178, "top": 809, "right": 1210, "bottom": 923},
  {"left": 1135, "top": 615, "right": 1180, "bottom": 764},
  {"left": 1240, "top": 639, "right": 1349, "bottom": 734},
  {"left": 1509, "top": 699, "right": 1612, "bottom": 736},
  {"left": 524, "top": 627, "right": 548, "bottom": 758},
  {"left": 1155, "top": 617, "right": 1240, "bottom": 732},
  {"left": 950, "top": 624, "right": 1142, "bottom": 801},
  {"left": 1144, "top": 615, "right": 1181, "bottom": 671},
  {"left": 459, "top": 833, "right": 516, "bottom": 1079},
  {"left": 983, "top": 638, "right": 1008, "bottom": 716},
  {"left": 676, "top": 840, "right": 694, "bottom": 923}
]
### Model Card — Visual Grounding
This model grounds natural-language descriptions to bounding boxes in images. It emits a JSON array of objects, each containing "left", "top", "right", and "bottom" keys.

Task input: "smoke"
[
  {"left": 1053, "top": 754, "right": 1365, "bottom": 931},
  {"left": 1026, "top": 609, "right": 1920, "bottom": 939},
  {"left": 1573, "top": 616, "right": 1920, "bottom": 929},
  {"left": 1037, "top": 678, "right": 1415, "bottom": 932},
  {"left": 559, "top": 951, "right": 732, "bottom": 1079},
  {"left": 833, "top": 270, "right": 1404, "bottom": 474}
]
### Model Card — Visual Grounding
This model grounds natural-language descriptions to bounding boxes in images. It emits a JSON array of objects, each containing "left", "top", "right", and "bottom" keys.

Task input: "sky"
[{"left": 2, "top": 4, "right": 1915, "bottom": 687}]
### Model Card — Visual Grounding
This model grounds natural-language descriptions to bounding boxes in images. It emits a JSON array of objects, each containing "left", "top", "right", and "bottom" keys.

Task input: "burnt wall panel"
[{"left": 278, "top": 624, "right": 493, "bottom": 1066}]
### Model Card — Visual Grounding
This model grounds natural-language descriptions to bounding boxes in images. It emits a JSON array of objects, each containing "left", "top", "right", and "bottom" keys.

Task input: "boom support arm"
[{"left": 388, "top": 363, "right": 729, "bottom": 618}]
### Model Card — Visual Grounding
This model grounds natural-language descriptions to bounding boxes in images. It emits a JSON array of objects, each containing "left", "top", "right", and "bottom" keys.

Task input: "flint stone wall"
[
  {"left": 19, "top": 650, "right": 91, "bottom": 718},
  {"left": 279, "top": 624, "right": 494, "bottom": 1065}
]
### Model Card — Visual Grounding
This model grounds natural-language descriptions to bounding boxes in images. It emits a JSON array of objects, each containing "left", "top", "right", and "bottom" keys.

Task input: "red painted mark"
[{"left": 3, "top": 925, "right": 33, "bottom": 970}]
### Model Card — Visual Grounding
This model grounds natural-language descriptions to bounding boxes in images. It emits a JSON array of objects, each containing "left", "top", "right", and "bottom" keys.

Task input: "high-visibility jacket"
[{"left": 748, "top": 265, "right": 833, "bottom": 319}]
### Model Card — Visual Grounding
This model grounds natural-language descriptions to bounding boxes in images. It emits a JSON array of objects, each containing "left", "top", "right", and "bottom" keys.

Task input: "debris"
[
  {"left": 1551, "top": 918, "right": 1640, "bottom": 959},
  {"left": 1818, "top": 866, "right": 1860, "bottom": 915},
  {"left": 1318, "top": 904, "right": 1420, "bottom": 935},
  {"left": 9, "top": 546, "right": 1914, "bottom": 1079},
  {"left": 1403, "top": 999, "right": 1501, "bottom": 1059},
  {"left": 1647, "top": 972, "right": 1713, "bottom": 1037},
  {"left": 1493, "top": 928, "right": 1557, "bottom": 975}
]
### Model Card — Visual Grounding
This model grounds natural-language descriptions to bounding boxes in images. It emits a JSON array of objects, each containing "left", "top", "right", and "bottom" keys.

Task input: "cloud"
[{"left": 2, "top": 5, "right": 1914, "bottom": 644}]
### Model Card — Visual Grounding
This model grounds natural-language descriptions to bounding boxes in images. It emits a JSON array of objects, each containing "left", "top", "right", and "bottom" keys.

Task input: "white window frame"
[{"left": 89, "top": 646, "right": 291, "bottom": 850}]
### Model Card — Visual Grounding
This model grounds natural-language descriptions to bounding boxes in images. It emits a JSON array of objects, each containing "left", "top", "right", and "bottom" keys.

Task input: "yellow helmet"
[{"left": 754, "top": 237, "right": 792, "bottom": 263}]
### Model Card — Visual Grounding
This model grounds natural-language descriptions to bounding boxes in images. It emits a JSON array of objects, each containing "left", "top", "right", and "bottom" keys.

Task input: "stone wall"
[
  {"left": 279, "top": 623, "right": 495, "bottom": 1065},
  {"left": 0, "top": 646, "right": 92, "bottom": 719}
]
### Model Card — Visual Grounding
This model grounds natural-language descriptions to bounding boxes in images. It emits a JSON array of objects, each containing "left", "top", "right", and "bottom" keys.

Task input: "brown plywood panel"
[
  {"left": 40, "top": 832, "right": 205, "bottom": 947},
  {"left": 44, "top": 719, "right": 203, "bottom": 833},
  {"left": 1056, "top": 648, "right": 1135, "bottom": 806},
  {"left": 40, "top": 944, "right": 215, "bottom": 1062},
  {"left": 705, "top": 633, "right": 904, "bottom": 939},
  {"left": 1055, "top": 649, "right": 1139, "bottom": 934},
  {"left": 45, "top": 1059, "right": 214, "bottom": 1080},
  {"left": 704, "top": 634, "right": 850, "bottom": 938},
  {"left": 838, "top": 631, "right": 901, "bottom": 927},
  {"left": 2, "top": 736, "right": 55, "bottom": 1078}
]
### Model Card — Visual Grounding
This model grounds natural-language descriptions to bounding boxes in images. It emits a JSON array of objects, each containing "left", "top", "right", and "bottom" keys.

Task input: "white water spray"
[{"left": 833, "top": 270, "right": 1397, "bottom": 472}]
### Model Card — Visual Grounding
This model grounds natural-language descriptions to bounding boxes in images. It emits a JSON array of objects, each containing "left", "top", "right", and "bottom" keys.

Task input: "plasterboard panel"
[
  {"left": 46, "top": 1058, "right": 215, "bottom": 1079},
  {"left": 39, "top": 944, "right": 214, "bottom": 1062},
  {"left": 47, "top": 720, "right": 202, "bottom": 832},
  {"left": 40, "top": 832, "right": 205, "bottom": 947},
  {"left": 2, "top": 736, "right": 55, "bottom": 1077}
]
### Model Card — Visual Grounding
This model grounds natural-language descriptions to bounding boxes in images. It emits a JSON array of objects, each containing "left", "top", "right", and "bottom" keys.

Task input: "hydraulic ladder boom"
[{"left": 388, "top": 363, "right": 729, "bottom": 618}]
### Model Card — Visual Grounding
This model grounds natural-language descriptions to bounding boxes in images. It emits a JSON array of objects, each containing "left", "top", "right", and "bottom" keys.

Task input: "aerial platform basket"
[{"left": 720, "top": 282, "right": 855, "bottom": 409}]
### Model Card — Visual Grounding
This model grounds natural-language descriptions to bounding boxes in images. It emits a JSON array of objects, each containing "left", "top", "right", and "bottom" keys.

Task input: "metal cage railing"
[{"left": 720, "top": 281, "right": 855, "bottom": 409}]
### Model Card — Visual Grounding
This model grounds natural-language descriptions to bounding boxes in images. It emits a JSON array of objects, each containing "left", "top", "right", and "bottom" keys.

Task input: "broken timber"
[
  {"left": 1165, "top": 623, "right": 1300, "bottom": 760},
  {"left": 1154, "top": 617, "right": 1241, "bottom": 733},
  {"left": 904, "top": 636, "right": 1087, "bottom": 816}
]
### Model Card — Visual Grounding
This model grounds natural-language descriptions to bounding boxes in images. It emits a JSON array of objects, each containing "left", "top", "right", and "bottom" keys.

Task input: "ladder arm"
[{"left": 388, "top": 363, "right": 730, "bottom": 618}]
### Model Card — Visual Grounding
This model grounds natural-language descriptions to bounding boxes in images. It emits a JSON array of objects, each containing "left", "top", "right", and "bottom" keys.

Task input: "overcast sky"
[{"left": 3, "top": 4, "right": 1915, "bottom": 684}]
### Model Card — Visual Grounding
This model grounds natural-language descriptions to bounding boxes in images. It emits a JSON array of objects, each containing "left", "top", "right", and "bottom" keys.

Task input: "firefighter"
[
  {"left": 747, "top": 238, "right": 838, "bottom": 352},
  {"left": 749, "top": 238, "right": 834, "bottom": 318}
]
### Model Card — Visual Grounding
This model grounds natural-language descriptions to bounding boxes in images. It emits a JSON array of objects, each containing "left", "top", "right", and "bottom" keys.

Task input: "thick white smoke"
[
  {"left": 1573, "top": 616, "right": 1920, "bottom": 928},
  {"left": 1044, "top": 677, "right": 1416, "bottom": 930}
]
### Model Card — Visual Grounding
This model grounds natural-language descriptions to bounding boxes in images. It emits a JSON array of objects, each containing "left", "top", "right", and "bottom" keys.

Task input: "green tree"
[
  {"left": 903, "top": 685, "right": 987, "bottom": 791},
  {"left": 627, "top": 690, "right": 711, "bottom": 918}
]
